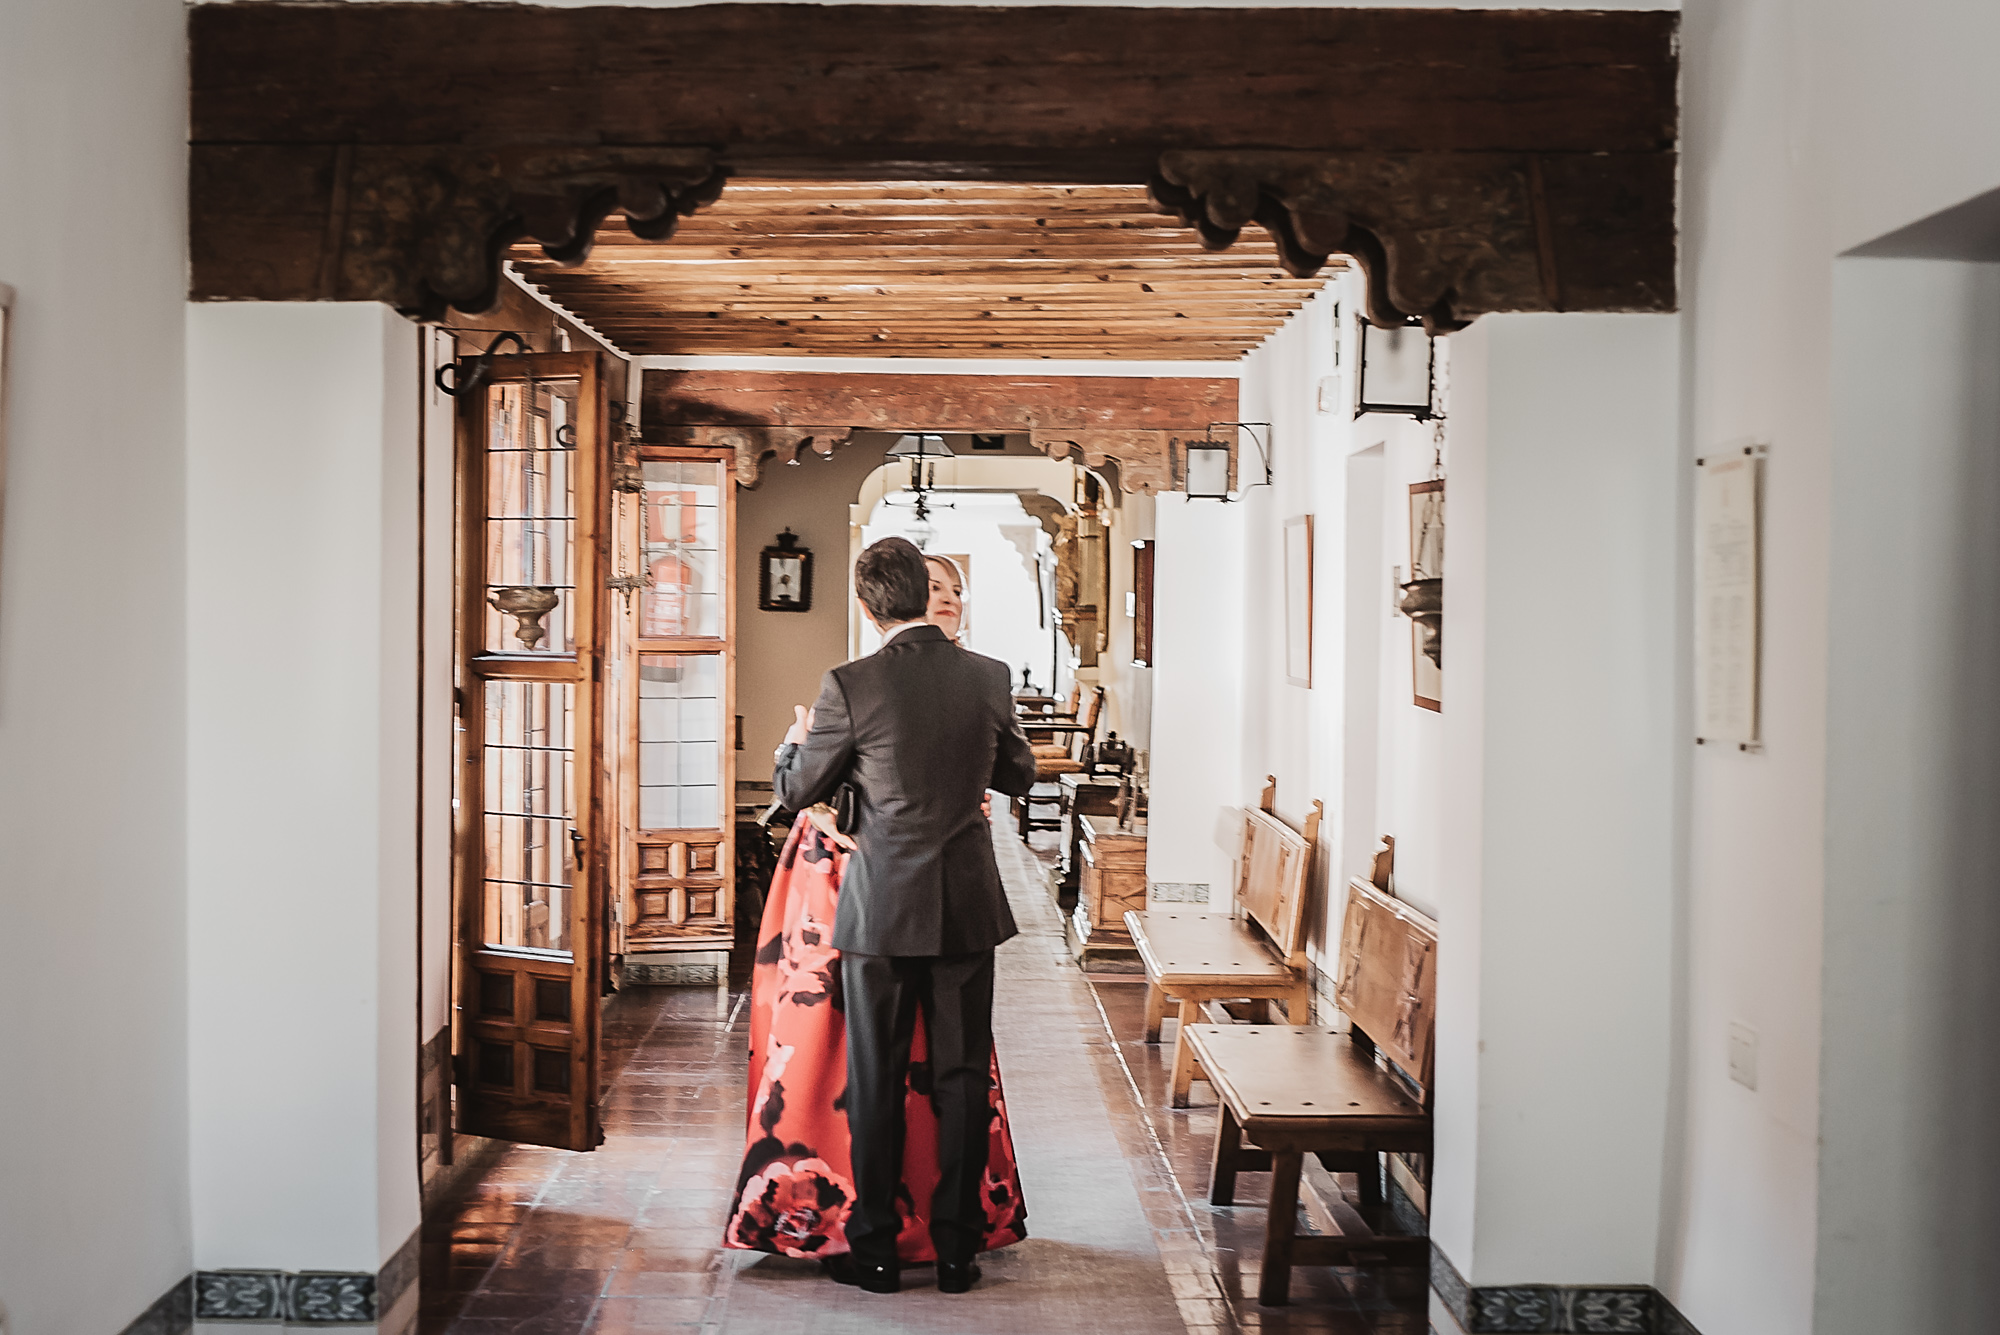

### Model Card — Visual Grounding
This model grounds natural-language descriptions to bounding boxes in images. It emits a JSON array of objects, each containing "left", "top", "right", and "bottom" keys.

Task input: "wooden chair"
[
  {"left": 1125, "top": 777, "right": 1321, "bottom": 1107},
  {"left": 1019, "top": 681, "right": 1081, "bottom": 728},
  {"left": 1186, "top": 877, "right": 1438, "bottom": 1304},
  {"left": 1016, "top": 686, "right": 1103, "bottom": 839}
]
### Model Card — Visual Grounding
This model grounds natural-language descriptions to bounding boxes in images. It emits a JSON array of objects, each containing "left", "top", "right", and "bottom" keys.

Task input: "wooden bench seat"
[
  {"left": 1124, "top": 779, "right": 1321, "bottom": 1107},
  {"left": 1187, "top": 878, "right": 1439, "bottom": 1305}
]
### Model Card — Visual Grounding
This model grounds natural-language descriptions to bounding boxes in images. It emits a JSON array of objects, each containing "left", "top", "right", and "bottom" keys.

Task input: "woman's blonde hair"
[{"left": 924, "top": 553, "right": 965, "bottom": 589}]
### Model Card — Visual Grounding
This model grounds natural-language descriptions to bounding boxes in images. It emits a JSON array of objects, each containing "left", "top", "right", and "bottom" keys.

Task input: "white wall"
[
  {"left": 1156, "top": 278, "right": 1440, "bottom": 945},
  {"left": 0, "top": 1, "right": 192, "bottom": 1331},
  {"left": 1671, "top": 3, "right": 2000, "bottom": 1330},
  {"left": 1433, "top": 314, "right": 1681, "bottom": 1286},
  {"left": 186, "top": 303, "right": 422, "bottom": 1274},
  {"left": 1818, "top": 259, "right": 2000, "bottom": 1334},
  {"left": 1153, "top": 293, "right": 1684, "bottom": 1293},
  {"left": 1148, "top": 489, "right": 1250, "bottom": 897}
]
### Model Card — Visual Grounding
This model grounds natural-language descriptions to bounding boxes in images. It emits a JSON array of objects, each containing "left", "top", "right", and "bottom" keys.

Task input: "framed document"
[{"left": 1694, "top": 443, "right": 1765, "bottom": 748}]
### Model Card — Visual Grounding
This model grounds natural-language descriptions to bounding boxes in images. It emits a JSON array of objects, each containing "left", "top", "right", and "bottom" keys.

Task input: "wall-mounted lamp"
[
  {"left": 1181, "top": 439, "right": 1232, "bottom": 499},
  {"left": 1177, "top": 423, "right": 1272, "bottom": 501},
  {"left": 1356, "top": 319, "right": 1437, "bottom": 420},
  {"left": 759, "top": 528, "right": 814, "bottom": 612}
]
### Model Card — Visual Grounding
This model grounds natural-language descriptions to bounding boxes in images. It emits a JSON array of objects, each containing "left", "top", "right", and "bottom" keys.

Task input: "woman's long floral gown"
[{"left": 722, "top": 815, "right": 1029, "bottom": 1261}]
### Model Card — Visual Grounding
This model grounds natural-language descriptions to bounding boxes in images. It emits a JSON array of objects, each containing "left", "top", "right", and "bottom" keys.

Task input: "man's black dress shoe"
[
  {"left": 936, "top": 1260, "right": 982, "bottom": 1294},
  {"left": 823, "top": 1256, "right": 899, "bottom": 1294}
]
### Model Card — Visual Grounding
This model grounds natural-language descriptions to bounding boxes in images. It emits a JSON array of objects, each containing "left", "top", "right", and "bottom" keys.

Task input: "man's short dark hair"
[{"left": 855, "top": 537, "right": 930, "bottom": 624}]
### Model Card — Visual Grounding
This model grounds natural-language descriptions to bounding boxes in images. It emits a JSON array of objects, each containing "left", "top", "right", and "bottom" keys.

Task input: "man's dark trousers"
[{"left": 841, "top": 949, "right": 996, "bottom": 1268}]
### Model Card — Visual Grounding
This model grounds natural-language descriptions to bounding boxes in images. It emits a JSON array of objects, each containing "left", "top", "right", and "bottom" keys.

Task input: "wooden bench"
[
  {"left": 1185, "top": 877, "right": 1438, "bottom": 1305},
  {"left": 1124, "top": 778, "right": 1322, "bottom": 1107}
]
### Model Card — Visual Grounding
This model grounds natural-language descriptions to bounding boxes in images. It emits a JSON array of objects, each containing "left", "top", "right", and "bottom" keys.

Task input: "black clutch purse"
[{"left": 832, "top": 783, "right": 859, "bottom": 836}]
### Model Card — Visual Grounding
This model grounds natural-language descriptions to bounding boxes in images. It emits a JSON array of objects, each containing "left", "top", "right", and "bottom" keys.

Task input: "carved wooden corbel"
[
  {"left": 1032, "top": 429, "right": 1242, "bottom": 496},
  {"left": 1032, "top": 430, "right": 1173, "bottom": 495},
  {"left": 324, "top": 146, "right": 724, "bottom": 320},
  {"left": 1151, "top": 150, "right": 1555, "bottom": 333},
  {"left": 647, "top": 425, "right": 852, "bottom": 489}
]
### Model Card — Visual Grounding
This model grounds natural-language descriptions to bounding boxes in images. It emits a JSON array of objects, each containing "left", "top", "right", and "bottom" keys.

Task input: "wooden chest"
[
  {"left": 1073, "top": 815, "right": 1147, "bottom": 963},
  {"left": 1056, "top": 774, "right": 1125, "bottom": 909}
]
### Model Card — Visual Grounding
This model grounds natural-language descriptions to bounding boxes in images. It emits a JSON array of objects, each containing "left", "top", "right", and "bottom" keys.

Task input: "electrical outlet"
[{"left": 1728, "top": 1021, "right": 1758, "bottom": 1090}]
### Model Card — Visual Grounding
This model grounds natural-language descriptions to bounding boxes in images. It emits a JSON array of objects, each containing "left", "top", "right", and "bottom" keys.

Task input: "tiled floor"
[{"left": 419, "top": 821, "right": 1429, "bottom": 1334}]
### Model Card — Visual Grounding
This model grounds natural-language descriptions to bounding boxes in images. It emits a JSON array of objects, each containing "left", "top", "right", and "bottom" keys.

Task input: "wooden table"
[{"left": 1070, "top": 815, "right": 1146, "bottom": 966}]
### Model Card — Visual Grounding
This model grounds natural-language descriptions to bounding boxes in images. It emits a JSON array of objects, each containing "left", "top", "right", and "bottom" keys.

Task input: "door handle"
[{"left": 570, "top": 827, "right": 585, "bottom": 870}]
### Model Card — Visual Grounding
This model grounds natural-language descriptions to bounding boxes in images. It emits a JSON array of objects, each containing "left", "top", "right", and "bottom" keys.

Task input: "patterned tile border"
[
  {"left": 118, "top": 1277, "right": 192, "bottom": 1335},
  {"left": 621, "top": 957, "right": 722, "bottom": 986},
  {"left": 1430, "top": 1244, "right": 1702, "bottom": 1334},
  {"left": 194, "top": 1270, "right": 287, "bottom": 1321},
  {"left": 189, "top": 1233, "right": 415, "bottom": 1327}
]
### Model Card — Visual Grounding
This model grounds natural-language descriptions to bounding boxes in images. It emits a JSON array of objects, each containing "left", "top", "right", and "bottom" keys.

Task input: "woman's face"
[{"left": 925, "top": 559, "right": 964, "bottom": 640}]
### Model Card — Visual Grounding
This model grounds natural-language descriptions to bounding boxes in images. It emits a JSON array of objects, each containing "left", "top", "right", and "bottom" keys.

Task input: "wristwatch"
[{"left": 773, "top": 743, "right": 793, "bottom": 765}]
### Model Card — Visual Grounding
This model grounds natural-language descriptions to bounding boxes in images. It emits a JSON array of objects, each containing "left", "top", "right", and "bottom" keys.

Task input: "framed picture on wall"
[
  {"left": 1406, "top": 480, "right": 1444, "bottom": 711},
  {"left": 1284, "top": 516, "right": 1314, "bottom": 687},
  {"left": 1130, "top": 539, "right": 1156, "bottom": 668}
]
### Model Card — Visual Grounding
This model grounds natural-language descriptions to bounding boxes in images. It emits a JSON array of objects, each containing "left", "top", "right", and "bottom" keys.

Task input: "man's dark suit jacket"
[{"left": 774, "top": 624, "right": 1039, "bottom": 957}]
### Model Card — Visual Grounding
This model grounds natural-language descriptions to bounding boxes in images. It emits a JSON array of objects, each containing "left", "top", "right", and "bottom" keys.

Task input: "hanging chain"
[
  {"left": 1427, "top": 336, "right": 1449, "bottom": 480},
  {"left": 605, "top": 404, "right": 648, "bottom": 603}
]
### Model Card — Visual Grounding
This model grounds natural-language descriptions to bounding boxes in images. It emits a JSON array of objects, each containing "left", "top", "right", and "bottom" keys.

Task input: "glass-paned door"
[
  {"left": 614, "top": 448, "right": 736, "bottom": 956},
  {"left": 454, "top": 352, "right": 607, "bottom": 1152}
]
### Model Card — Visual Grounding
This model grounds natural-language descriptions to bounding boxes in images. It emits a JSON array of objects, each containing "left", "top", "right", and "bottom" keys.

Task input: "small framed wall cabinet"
[
  {"left": 610, "top": 443, "right": 739, "bottom": 964},
  {"left": 452, "top": 351, "right": 611, "bottom": 1152}
]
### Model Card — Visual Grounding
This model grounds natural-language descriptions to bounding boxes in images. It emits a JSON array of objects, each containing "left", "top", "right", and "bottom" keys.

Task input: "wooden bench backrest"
[
  {"left": 1234, "top": 796, "right": 1321, "bottom": 968},
  {"left": 1334, "top": 877, "right": 1439, "bottom": 1093}
]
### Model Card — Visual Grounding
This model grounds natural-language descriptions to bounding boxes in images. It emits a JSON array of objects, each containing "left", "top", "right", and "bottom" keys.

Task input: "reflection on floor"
[{"left": 419, "top": 822, "right": 1428, "bottom": 1334}]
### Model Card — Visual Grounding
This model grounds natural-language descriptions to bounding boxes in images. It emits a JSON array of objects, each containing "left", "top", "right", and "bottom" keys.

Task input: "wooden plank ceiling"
[{"left": 508, "top": 181, "right": 1335, "bottom": 360}]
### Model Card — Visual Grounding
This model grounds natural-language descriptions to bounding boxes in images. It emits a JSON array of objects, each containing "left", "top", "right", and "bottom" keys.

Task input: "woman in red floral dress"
[{"left": 723, "top": 556, "right": 1028, "bottom": 1265}]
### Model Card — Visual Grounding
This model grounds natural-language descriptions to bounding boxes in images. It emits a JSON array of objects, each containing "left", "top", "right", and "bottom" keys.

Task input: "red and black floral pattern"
[{"left": 723, "top": 816, "right": 1028, "bottom": 1260}]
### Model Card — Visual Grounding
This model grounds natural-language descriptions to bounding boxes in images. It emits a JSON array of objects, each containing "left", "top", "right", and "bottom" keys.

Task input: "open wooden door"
[
  {"left": 613, "top": 444, "right": 738, "bottom": 960},
  {"left": 452, "top": 352, "right": 608, "bottom": 1151}
]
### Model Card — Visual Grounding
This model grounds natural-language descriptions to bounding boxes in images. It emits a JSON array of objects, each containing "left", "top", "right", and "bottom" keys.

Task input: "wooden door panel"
[
  {"left": 454, "top": 351, "right": 607, "bottom": 1153},
  {"left": 628, "top": 830, "right": 732, "bottom": 946}
]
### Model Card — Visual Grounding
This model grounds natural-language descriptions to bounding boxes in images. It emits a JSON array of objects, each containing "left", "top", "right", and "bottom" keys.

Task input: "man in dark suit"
[{"left": 774, "top": 536, "right": 1038, "bottom": 1295}]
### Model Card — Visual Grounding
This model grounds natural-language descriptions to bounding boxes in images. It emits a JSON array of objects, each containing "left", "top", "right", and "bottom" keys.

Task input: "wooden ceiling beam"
[
  {"left": 189, "top": 7, "right": 1675, "bottom": 323},
  {"left": 516, "top": 277, "right": 1322, "bottom": 296},
  {"left": 193, "top": 7, "right": 1675, "bottom": 155}
]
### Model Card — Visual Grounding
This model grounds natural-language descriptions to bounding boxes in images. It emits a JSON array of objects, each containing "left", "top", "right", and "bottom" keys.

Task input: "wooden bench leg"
[
  {"left": 1358, "top": 1150, "right": 1384, "bottom": 1212},
  {"left": 1208, "top": 1104, "right": 1272, "bottom": 1205},
  {"left": 1285, "top": 978, "right": 1312, "bottom": 1025},
  {"left": 1169, "top": 999, "right": 1204, "bottom": 1107},
  {"left": 1143, "top": 981, "right": 1169, "bottom": 1044},
  {"left": 1258, "top": 1149, "right": 1305, "bottom": 1306}
]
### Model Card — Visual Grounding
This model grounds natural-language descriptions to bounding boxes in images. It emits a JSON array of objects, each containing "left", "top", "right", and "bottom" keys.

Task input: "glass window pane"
[
  {"left": 481, "top": 680, "right": 574, "bottom": 954},
  {"left": 484, "top": 379, "right": 581, "bottom": 655},
  {"left": 640, "top": 459, "right": 725, "bottom": 638},
  {"left": 638, "top": 653, "right": 723, "bottom": 830}
]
